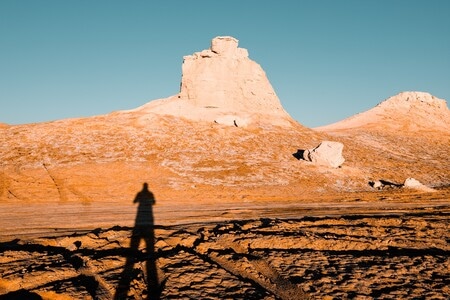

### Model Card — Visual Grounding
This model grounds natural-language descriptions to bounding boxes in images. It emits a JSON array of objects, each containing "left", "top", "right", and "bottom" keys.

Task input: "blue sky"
[{"left": 1, "top": 1, "right": 449, "bottom": 127}]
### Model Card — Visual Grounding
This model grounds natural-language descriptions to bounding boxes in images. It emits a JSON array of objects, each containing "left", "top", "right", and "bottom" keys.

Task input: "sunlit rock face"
[
  {"left": 377, "top": 91, "right": 447, "bottom": 111},
  {"left": 142, "top": 36, "right": 295, "bottom": 127},
  {"left": 180, "top": 36, "right": 286, "bottom": 114},
  {"left": 316, "top": 91, "right": 450, "bottom": 131}
]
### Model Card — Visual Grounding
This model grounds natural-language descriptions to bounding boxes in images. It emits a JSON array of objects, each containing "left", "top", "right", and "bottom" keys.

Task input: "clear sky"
[{"left": 1, "top": 1, "right": 449, "bottom": 127}]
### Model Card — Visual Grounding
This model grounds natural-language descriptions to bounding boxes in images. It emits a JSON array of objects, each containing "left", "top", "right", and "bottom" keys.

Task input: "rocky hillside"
[
  {"left": 316, "top": 91, "right": 450, "bottom": 187},
  {"left": 317, "top": 91, "right": 449, "bottom": 131}
]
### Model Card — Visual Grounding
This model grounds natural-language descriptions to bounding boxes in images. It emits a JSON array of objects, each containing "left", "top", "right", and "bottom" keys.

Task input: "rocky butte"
[
  {"left": 132, "top": 36, "right": 294, "bottom": 127},
  {"left": 134, "top": 36, "right": 294, "bottom": 127}
]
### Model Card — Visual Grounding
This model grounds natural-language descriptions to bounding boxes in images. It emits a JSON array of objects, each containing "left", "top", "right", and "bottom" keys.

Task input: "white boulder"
[
  {"left": 303, "top": 141, "right": 345, "bottom": 168},
  {"left": 403, "top": 177, "right": 435, "bottom": 192}
]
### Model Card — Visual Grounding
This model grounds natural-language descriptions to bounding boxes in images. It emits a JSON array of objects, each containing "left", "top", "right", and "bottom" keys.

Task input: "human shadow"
[{"left": 114, "top": 183, "right": 160, "bottom": 300}]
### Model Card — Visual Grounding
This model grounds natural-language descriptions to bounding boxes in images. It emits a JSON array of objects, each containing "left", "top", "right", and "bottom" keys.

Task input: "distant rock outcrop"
[
  {"left": 317, "top": 91, "right": 450, "bottom": 131},
  {"left": 300, "top": 141, "right": 345, "bottom": 168},
  {"left": 135, "top": 36, "right": 295, "bottom": 127}
]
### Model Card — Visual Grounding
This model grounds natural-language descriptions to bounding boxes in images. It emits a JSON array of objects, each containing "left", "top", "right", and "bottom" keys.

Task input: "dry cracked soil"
[{"left": 1, "top": 191, "right": 449, "bottom": 300}]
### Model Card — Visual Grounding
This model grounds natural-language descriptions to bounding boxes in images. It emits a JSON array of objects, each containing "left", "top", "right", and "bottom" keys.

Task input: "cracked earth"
[{"left": 1, "top": 203, "right": 449, "bottom": 300}]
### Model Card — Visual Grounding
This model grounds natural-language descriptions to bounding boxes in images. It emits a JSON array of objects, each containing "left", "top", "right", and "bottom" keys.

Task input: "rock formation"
[
  {"left": 135, "top": 36, "right": 294, "bottom": 127},
  {"left": 301, "top": 141, "right": 345, "bottom": 168}
]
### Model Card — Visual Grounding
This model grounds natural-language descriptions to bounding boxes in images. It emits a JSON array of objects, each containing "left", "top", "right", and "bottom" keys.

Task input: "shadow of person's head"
[{"left": 134, "top": 183, "right": 155, "bottom": 206}]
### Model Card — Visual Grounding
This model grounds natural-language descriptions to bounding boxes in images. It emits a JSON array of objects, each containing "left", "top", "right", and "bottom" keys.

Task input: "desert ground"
[{"left": 1, "top": 188, "right": 449, "bottom": 299}]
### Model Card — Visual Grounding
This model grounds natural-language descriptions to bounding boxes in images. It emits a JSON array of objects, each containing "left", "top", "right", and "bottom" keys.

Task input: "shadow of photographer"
[{"left": 114, "top": 183, "right": 160, "bottom": 299}]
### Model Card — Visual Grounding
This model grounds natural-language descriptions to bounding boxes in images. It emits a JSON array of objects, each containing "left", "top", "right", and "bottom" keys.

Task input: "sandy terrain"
[{"left": 1, "top": 189, "right": 449, "bottom": 299}]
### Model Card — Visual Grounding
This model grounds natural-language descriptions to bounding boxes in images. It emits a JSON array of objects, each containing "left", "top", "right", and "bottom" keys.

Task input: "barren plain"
[{"left": 1, "top": 189, "right": 449, "bottom": 299}]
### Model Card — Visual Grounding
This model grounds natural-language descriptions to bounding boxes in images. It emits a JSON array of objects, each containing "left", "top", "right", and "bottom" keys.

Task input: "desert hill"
[
  {"left": 316, "top": 91, "right": 450, "bottom": 132},
  {"left": 0, "top": 37, "right": 449, "bottom": 235},
  {"left": 315, "top": 91, "right": 450, "bottom": 187}
]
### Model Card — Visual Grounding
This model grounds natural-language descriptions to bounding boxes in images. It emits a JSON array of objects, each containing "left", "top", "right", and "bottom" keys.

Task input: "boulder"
[
  {"left": 303, "top": 141, "right": 345, "bottom": 168},
  {"left": 368, "top": 179, "right": 403, "bottom": 190},
  {"left": 403, "top": 177, "right": 435, "bottom": 192},
  {"left": 369, "top": 180, "right": 383, "bottom": 190},
  {"left": 368, "top": 178, "right": 436, "bottom": 192}
]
